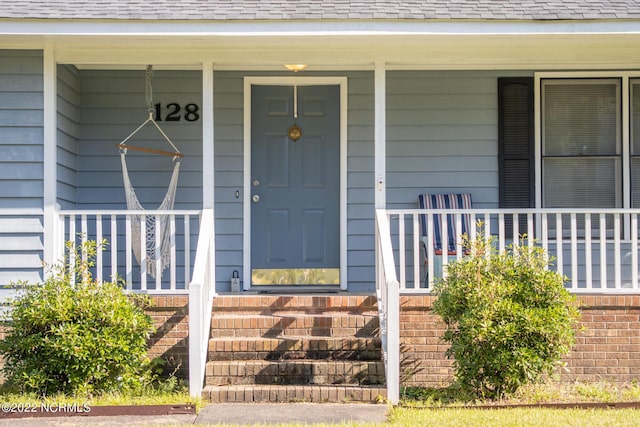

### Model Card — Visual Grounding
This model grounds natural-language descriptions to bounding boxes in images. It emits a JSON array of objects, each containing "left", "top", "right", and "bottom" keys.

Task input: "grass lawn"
[{"left": 388, "top": 406, "right": 640, "bottom": 427}]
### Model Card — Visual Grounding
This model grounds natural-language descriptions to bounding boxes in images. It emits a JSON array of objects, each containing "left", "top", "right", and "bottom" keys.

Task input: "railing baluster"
[
  {"left": 585, "top": 213, "right": 593, "bottom": 289},
  {"left": 413, "top": 213, "right": 420, "bottom": 289},
  {"left": 69, "top": 215, "right": 76, "bottom": 284},
  {"left": 614, "top": 213, "right": 621, "bottom": 289},
  {"left": 155, "top": 214, "right": 162, "bottom": 290},
  {"left": 570, "top": 213, "right": 578, "bottom": 290},
  {"left": 483, "top": 213, "right": 490, "bottom": 243},
  {"left": 59, "top": 213, "right": 66, "bottom": 264},
  {"left": 470, "top": 212, "right": 477, "bottom": 241},
  {"left": 455, "top": 213, "right": 463, "bottom": 260},
  {"left": 512, "top": 213, "right": 519, "bottom": 248},
  {"left": 110, "top": 215, "right": 117, "bottom": 282},
  {"left": 600, "top": 213, "right": 607, "bottom": 289},
  {"left": 81, "top": 214, "right": 88, "bottom": 269},
  {"left": 440, "top": 213, "right": 448, "bottom": 278},
  {"left": 541, "top": 213, "right": 548, "bottom": 269},
  {"left": 527, "top": 213, "right": 534, "bottom": 248},
  {"left": 125, "top": 214, "right": 133, "bottom": 291},
  {"left": 632, "top": 213, "right": 638, "bottom": 290},
  {"left": 140, "top": 215, "right": 147, "bottom": 291},
  {"left": 170, "top": 214, "right": 177, "bottom": 291},
  {"left": 184, "top": 215, "right": 191, "bottom": 287},
  {"left": 427, "top": 213, "right": 434, "bottom": 288},
  {"left": 96, "top": 214, "right": 103, "bottom": 283},
  {"left": 556, "top": 213, "right": 563, "bottom": 278},
  {"left": 399, "top": 213, "right": 406, "bottom": 289},
  {"left": 498, "top": 213, "right": 505, "bottom": 254}
]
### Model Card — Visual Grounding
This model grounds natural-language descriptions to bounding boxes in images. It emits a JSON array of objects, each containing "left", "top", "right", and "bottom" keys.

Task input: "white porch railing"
[
  {"left": 188, "top": 208, "right": 216, "bottom": 397},
  {"left": 374, "top": 210, "right": 400, "bottom": 404},
  {"left": 58, "top": 210, "right": 201, "bottom": 293},
  {"left": 375, "top": 207, "right": 640, "bottom": 405},
  {"left": 381, "top": 208, "right": 640, "bottom": 293}
]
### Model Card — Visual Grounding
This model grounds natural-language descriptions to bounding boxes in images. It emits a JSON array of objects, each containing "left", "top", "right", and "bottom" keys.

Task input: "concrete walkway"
[
  {"left": 196, "top": 403, "right": 389, "bottom": 425},
  {"left": 0, "top": 403, "right": 390, "bottom": 426}
]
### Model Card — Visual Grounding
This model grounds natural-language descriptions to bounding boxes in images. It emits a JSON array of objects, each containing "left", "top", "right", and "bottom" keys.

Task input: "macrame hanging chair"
[{"left": 117, "top": 65, "right": 183, "bottom": 278}]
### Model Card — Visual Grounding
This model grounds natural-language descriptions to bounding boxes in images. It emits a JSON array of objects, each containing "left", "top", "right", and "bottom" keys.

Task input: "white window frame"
[{"left": 540, "top": 77, "right": 623, "bottom": 209}]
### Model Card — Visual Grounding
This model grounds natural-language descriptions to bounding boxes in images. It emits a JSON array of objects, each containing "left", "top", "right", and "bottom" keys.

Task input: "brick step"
[
  {"left": 212, "top": 295, "right": 378, "bottom": 313},
  {"left": 202, "top": 384, "right": 387, "bottom": 403},
  {"left": 208, "top": 337, "right": 382, "bottom": 361},
  {"left": 210, "top": 314, "right": 379, "bottom": 338},
  {"left": 205, "top": 360, "right": 385, "bottom": 386}
]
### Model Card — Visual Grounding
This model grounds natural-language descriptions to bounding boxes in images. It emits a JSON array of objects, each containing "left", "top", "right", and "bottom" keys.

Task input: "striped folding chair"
[{"left": 418, "top": 193, "right": 473, "bottom": 281}]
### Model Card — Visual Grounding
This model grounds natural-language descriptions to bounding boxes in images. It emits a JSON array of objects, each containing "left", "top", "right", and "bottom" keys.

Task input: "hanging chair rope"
[{"left": 118, "top": 65, "right": 182, "bottom": 278}]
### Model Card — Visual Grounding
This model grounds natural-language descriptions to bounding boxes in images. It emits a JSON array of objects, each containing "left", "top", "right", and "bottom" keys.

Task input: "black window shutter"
[{"left": 498, "top": 77, "right": 534, "bottom": 236}]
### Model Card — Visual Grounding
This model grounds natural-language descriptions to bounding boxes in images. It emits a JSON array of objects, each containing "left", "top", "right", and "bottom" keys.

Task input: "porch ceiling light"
[{"left": 284, "top": 64, "right": 307, "bottom": 72}]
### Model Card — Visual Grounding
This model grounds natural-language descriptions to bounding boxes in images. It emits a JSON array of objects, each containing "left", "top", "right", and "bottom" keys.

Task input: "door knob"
[{"left": 252, "top": 194, "right": 260, "bottom": 203}]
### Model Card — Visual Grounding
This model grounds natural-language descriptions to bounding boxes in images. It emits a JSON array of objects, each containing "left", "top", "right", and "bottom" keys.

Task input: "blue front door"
[{"left": 251, "top": 85, "right": 340, "bottom": 286}]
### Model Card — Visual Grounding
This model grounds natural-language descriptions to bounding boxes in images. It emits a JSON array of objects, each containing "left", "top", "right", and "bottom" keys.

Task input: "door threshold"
[{"left": 249, "top": 285, "right": 342, "bottom": 294}]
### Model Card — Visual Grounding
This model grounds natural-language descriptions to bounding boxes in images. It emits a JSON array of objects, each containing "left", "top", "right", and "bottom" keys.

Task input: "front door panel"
[{"left": 251, "top": 85, "right": 340, "bottom": 286}]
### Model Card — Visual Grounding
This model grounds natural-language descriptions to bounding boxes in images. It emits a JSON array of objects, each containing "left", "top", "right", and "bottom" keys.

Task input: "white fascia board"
[{"left": 2, "top": 18, "right": 640, "bottom": 37}]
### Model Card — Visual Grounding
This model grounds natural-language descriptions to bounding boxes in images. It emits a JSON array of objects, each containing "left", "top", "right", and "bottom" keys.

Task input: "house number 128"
[{"left": 154, "top": 103, "right": 200, "bottom": 122}]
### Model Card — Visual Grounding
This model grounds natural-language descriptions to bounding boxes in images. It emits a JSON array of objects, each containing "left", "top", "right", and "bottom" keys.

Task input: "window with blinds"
[
  {"left": 541, "top": 79, "right": 621, "bottom": 208},
  {"left": 631, "top": 80, "right": 640, "bottom": 208}
]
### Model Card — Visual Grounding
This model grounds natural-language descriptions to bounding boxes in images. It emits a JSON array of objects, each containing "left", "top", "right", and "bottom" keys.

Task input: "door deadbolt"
[{"left": 252, "top": 194, "right": 260, "bottom": 203}]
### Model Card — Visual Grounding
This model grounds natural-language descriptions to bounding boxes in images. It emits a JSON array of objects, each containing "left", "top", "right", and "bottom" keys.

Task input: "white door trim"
[{"left": 243, "top": 76, "right": 348, "bottom": 290}]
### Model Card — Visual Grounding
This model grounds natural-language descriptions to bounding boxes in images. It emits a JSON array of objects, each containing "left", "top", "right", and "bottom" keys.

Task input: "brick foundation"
[
  {"left": 1, "top": 293, "right": 636, "bottom": 389},
  {"left": 146, "top": 296, "right": 189, "bottom": 379},
  {"left": 399, "top": 294, "right": 640, "bottom": 387}
]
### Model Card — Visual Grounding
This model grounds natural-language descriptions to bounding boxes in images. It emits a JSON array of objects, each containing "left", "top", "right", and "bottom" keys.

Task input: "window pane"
[
  {"left": 543, "top": 158, "right": 620, "bottom": 208},
  {"left": 543, "top": 82, "right": 619, "bottom": 156},
  {"left": 632, "top": 158, "right": 640, "bottom": 208},
  {"left": 631, "top": 82, "right": 640, "bottom": 155}
]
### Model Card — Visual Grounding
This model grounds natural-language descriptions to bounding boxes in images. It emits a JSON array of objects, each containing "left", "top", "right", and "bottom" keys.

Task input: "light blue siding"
[
  {"left": 77, "top": 70, "right": 203, "bottom": 210},
  {"left": 57, "top": 64, "right": 79, "bottom": 208},
  {"left": 0, "top": 50, "right": 44, "bottom": 286},
  {"left": 387, "top": 71, "right": 533, "bottom": 210},
  {"left": 385, "top": 70, "right": 533, "bottom": 286}
]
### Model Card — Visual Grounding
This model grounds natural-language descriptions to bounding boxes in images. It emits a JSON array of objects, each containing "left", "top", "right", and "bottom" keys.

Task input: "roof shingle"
[{"left": 1, "top": 0, "right": 640, "bottom": 21}]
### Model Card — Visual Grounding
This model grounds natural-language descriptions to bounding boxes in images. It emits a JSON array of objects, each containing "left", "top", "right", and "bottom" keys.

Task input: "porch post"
[
  {"left": 43, "top": 45, "right": 58, "bottom": 275},
  {"left": 374, "top": 61, "right": 386, "bottom": 210},
  {"left": 374, "top": 61, "right": 400, "bottom": 404},
  {"left": 202, "top": 62, "right": 214, "bottom": 209},
  {"left": 189, "top": 61, "right": 215, "bottom": 398}
]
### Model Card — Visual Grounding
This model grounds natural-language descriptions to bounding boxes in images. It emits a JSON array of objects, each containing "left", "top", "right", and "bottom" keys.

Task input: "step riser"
[
  {"left": 212, "top": 295, "right": 378, "bottom": 312},
  {"left": 211, "top": 317, "right": 379, "bottom": 338},
  {"left": 208, "top": 337, "right": 381, "bottom": 361},
  {"left": 206, "top": 375, "right": 384, "bottom": 386},
  {"left": 206, "top": 361, "right": 384, "bottom": 386},
  {"left": 203, "top": 385, "right": 387, "bottom": 403},
  {"left": 209, "top": 337, "right": 381, "bottom": 353},
  {"left": 210, "top": 327, "right": 379, "bottom": 338},
  {"left": 209, "top": 350, "right": 382, "bottom": 361}
]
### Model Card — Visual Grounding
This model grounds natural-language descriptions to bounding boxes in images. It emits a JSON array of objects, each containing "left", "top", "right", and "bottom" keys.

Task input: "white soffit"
[{"left": 2, "top": 19, "right": 640, "bottom": 70}]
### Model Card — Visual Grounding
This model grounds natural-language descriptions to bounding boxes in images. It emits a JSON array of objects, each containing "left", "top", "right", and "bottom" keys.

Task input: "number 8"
[{"left": 185, "top": 104, "right": 200, "bottom": 122}]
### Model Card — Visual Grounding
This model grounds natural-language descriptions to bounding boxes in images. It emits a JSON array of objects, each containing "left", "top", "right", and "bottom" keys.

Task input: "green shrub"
[
  {"left": 0, "top": 240, "right": 155, "bottom": 396},
  {"left": 432, "top": 231, "right": 580, "bottom": 398}
]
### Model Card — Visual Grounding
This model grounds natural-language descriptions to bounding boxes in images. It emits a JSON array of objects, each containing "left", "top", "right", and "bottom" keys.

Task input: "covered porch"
[{"left": 3, "top": 16, "right": 640, "bottom": 404}]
